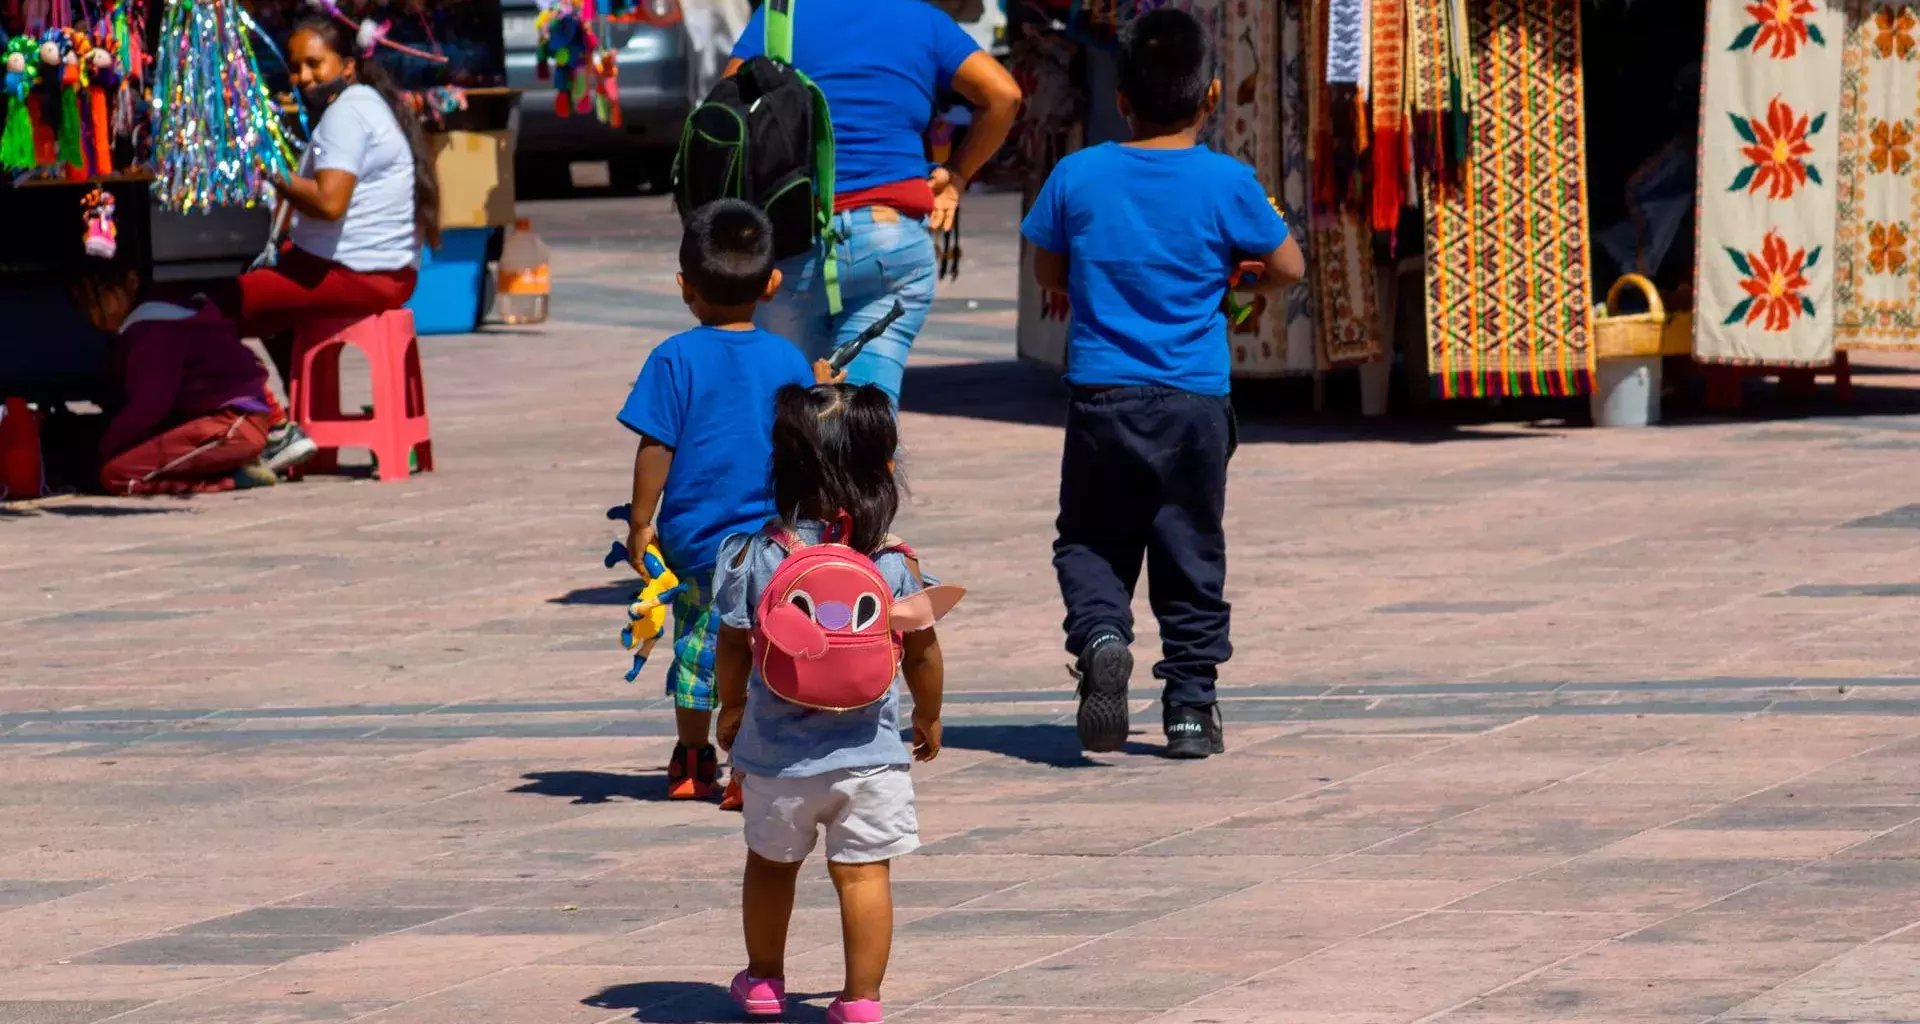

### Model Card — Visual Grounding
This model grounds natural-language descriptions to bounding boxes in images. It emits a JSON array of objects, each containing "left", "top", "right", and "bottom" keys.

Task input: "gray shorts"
[{"left": 741, "top": 765, "right": 919, "bottom": 865}]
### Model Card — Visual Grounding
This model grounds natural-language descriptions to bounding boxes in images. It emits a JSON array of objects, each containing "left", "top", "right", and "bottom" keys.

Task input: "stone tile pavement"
[{"left": 5, "top": 194, "right": 1920, "bottom": 1022}]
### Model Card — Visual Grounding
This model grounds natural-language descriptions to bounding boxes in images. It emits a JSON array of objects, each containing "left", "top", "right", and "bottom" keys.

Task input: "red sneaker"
[
  {"left": 719, "top": 774, "right": 743, "bottom": 812},
  {"left": 666, "top": 743, "right": 718, "bottom": 800}
]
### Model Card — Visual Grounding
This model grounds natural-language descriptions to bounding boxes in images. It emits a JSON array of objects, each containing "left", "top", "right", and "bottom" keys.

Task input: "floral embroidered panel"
[
  {"left": 1834, "top": 2, "right": 1920, "bottom": 351},
  {"left": 1695, "top": 0, "right": 1848, "bottom": 365}
]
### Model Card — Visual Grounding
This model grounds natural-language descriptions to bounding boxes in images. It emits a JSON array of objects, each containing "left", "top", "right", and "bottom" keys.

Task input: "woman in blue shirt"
[{"left": 727, "top": 0, "right": 1021, "bottom": 405}]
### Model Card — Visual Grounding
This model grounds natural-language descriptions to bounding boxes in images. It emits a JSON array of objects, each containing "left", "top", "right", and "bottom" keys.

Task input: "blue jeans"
[{"left": 755, "top": 207, "right": 937, "bottom": 404}]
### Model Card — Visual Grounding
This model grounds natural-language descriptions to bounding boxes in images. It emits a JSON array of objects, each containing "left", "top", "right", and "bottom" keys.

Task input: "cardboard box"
[{"left": 430, "top": 130, "right": 516, "bottom": 230}]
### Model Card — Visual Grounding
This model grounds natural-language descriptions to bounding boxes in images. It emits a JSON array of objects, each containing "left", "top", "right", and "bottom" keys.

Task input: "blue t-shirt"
[
  {"left": 731, "top": 0, "right": 980, "bottom": 193},
  {"left": 616, "top": 326, "right": 814, "bottom": 576},
  {"left": 715, "top": 520, "right": 925, "bottom": 779},
  {"left": 1020, "top": 143, "right": 1292, "bottom": 396}
]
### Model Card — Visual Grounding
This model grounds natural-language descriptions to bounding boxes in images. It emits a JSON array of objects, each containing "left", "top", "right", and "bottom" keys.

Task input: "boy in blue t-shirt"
[
  {"left": 1021, "top": 9, "right": 1306, "bottom": 761},
  {"left": 618, "top": 200, "right": 828, "bottom": 805}
]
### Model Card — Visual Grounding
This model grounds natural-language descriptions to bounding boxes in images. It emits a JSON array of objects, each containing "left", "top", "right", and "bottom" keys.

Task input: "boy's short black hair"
[
  {"left": 680, "top": 199, "right": 776, "bottom": 306},
  {"left": 1118, "top": 9, "right": 1215, "bottom": 128}
]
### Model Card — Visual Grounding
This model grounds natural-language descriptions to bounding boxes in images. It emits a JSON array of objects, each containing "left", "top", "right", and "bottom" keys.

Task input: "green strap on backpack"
[{"left": 765, "top": 0, "right": 843, "bottom": 316}]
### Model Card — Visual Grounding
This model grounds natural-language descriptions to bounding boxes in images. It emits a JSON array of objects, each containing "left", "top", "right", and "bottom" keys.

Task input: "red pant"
[
  {"left": 228, "top": 246, "right": 419, "bottom": 339},
  {"left": 99, "top": 410, "right": 271, "bottom": 496},
  {"left": 204, "top": 247, "right": 419, "bottom": 391}
]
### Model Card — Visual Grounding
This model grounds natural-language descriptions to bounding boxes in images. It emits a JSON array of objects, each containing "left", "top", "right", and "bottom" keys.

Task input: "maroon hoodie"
[{"left": 100, "top": 301, "right": 271, "bottom": 459}]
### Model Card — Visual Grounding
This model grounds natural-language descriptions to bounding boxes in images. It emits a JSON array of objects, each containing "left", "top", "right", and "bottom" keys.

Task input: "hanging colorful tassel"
[
  {"left": 149, "top": 0, "right": 297, "bottom": 212},
  {"left": 0, "top": 37, "right": 37, "bottom": 172},
  {"left": 1368, "top": 0, "right": 1407, "bottom": 238}
]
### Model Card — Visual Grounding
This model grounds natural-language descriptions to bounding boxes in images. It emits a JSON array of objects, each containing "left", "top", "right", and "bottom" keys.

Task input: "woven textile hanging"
[
  {"left": 1308, "top": 0, "right": 1384, "bottom": 366},
  {"left": 1224, "top": 0, "right": 1313, "bottom": 373},
  {"left": 1411, "top": 0, "right": 1594, "bottom": 398}
]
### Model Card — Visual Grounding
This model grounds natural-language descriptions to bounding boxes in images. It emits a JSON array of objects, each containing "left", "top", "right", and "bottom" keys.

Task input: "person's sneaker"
[
  {"left": 261, "top": 421, "right": 318, "bottom": 474},
  {"left": 1164, "top": 703, "right": 1225, "bottom": 759},
  {"left": 827, "top": 997, "right": 884, "bottom": 1023},
  {"left": 229, "top": 461, "right": 278, "bottom": 489},
  {"left": 666, "top": 742, "right": 719, "bottom": 800},
  {"left": 729, "top": 970, "right": 785, "bottom": 1018},
  {"left": 719, "top": 774, "right": 743, "bottom": 812},
  {"left": 1072, "top": 633, "right": 1132, "bottom": 753}
]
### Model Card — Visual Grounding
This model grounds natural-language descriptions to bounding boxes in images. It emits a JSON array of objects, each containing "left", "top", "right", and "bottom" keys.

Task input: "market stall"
[
  {"left": 1005, "top": 0, "right": 1920, "bottom": 421},
  {"left": 0, "top": 0, "right": 515, "bottom": 402}
]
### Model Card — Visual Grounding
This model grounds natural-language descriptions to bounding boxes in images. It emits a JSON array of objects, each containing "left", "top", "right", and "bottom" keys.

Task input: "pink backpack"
[{"left": 753, "top": 516, "right": 965, "bottom": 712}]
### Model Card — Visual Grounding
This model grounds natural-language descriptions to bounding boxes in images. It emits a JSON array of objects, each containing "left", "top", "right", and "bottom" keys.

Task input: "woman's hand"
[{"left": 928, "top": 166, "right": 965, "bottom": 234}]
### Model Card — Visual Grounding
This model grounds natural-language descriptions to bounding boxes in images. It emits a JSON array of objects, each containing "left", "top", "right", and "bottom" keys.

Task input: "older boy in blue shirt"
[
  {"left": 620, "top": 200, "right": 828, "bottom": 804},
  {"left": 1021, "top": 9, "right": 1306, "bottom": 760}
]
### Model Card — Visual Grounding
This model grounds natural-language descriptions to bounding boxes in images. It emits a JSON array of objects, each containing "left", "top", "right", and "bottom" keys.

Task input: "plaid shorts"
[{"left": 666, "top": 575, "right": 721, "bottom": 712}]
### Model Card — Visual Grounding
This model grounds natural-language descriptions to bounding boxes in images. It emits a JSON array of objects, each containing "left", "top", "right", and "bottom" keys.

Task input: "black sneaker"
[
  {"left": 1072, "top": 633, "right": 1132, "bottom": 753},
  {"left": 1163, "top": 703, "right": 1225, "bottom": 759}
]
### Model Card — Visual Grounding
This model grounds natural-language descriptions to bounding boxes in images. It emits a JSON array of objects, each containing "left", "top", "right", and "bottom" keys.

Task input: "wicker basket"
[{"left": 1593, "top": 274, "right": 1668, "bottom": 360}]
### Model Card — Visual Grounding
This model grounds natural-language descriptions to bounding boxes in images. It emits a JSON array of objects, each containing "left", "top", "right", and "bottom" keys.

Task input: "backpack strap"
[
  {"left": 879, "top": 533, "right": 917, "bottom": 561},
  {"left": 761, "top": 0, "right": 842, "bottom": 315},
  {"left": 764, "top": 0, "right": 795, "bottom": 63},
  {"left": 761, "top": 518, "right": 806, "bottom": 553}
]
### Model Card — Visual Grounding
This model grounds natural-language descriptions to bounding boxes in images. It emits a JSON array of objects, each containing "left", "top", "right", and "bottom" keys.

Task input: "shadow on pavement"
[
  {"left": 513, "top": 770, "right": 671, "bottom": 804},
  {"left": 898, "top": 360, "right": 1553, "bottom": 442},
  {"left": 550, "top": 581, "right": 637, "bottom": 606},
  {"left": 0, "top": 501, "right": 182, "bottom": 518},
  {"left": 584, "top": 981, "right": 833, "bottom": 1023},
  {"left": 940, "top": 722, "right": 1161, "bottom": 768}
]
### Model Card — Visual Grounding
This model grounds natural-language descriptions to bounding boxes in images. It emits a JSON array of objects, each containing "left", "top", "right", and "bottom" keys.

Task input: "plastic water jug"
[{"left": 495, "top": 219, "right": 551, "bottom": 325}]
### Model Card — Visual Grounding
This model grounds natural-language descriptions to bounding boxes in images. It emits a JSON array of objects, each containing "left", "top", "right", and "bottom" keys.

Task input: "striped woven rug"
[{"left": 1412, "top": 0, "right": 1595, "bottom": 398}]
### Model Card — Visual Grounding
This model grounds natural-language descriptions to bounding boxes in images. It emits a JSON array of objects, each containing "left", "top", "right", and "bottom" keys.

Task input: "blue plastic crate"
[{"left": 406, "top": 228, "right": 494, "bottom": 335}]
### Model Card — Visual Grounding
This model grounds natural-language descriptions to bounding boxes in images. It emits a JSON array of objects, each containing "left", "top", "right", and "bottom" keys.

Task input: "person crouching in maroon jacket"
[{"left": 75, "top": 271, "right": 280, "bottom": 495}]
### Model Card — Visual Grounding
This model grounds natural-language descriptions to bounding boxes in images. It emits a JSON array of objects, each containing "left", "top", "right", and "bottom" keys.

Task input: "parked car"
[{"left": 503, "top": 0, "right": 694, "bottom": 191}]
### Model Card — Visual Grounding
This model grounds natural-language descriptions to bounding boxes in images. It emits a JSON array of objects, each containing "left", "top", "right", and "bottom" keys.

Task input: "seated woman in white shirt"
[{"left": 209, "top": 18, "right": 441, "bottom": 469}]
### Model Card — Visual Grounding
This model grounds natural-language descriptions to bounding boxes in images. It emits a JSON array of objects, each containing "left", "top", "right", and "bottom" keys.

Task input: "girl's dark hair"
[
  {"left": 291, "top": 17, "right": 443, "bottom": 249},
  {"left": 770, "top": 384, "right": 901, "bottom": 555}
]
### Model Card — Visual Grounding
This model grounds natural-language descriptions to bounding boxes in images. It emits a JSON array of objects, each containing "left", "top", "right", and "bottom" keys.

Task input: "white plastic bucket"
[{"left": 1590, "top": 356, "right": 1661, "bottom": 428}]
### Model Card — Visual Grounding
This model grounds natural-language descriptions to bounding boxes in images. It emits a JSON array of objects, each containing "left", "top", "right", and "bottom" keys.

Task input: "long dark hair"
[
  {"left": 770, "top": 384, "right": 901, "bottom": 555},
  {"left": 291, "top": 17, "right": 442, "bottom": 249}
]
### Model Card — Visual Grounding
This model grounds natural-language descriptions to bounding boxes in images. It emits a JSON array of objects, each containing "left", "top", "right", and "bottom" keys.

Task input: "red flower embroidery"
[
  {"left": 1730, "top": 97, "right": 1824, "bottom": 198},
  {"left": 1725, "top": 231, "right": 1819, "bottom": 332},
  {"left": 1734, "top": 0, "right": 1825, "bottom": 59}
]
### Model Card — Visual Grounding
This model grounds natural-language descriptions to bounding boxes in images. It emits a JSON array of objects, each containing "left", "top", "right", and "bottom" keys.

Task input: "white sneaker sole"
[{"left": 263, "top": 436, "right": 319, "bottom": 473}]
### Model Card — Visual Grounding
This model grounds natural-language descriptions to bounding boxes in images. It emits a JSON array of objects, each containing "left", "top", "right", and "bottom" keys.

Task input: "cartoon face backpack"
[{"left": 753, "top": 516, "right": 964, "bottom": 712}]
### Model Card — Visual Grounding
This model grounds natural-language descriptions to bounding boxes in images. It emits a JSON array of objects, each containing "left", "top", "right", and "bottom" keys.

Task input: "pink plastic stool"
[{"left": 287, "top": 309, "right": 434, "bottom": 482}]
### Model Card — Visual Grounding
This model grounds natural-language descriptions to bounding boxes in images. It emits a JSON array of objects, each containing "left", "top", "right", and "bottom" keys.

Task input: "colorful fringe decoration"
[
  {"left": 149, "top": 0, "right": 297, "bottom": 212},
  {"left": 1412, "top": 0, "right": 1594, "bottom": 398},
  {"left": 1368, "top": 0, "right": 1407, "bottom": 236},
  {"left": 1411, "top": 0, "right": 1471, "bottom": 190}
]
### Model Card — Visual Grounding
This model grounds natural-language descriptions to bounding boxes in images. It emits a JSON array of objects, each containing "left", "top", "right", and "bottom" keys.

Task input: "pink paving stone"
[{"left": 6, "top": 195, "right": 1920, "bottom": 1022}]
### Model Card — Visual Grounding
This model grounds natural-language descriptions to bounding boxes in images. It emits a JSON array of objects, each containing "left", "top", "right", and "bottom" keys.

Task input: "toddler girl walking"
[{"left": 712, "top": 383, "right": 963, "bottom": 1024}]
